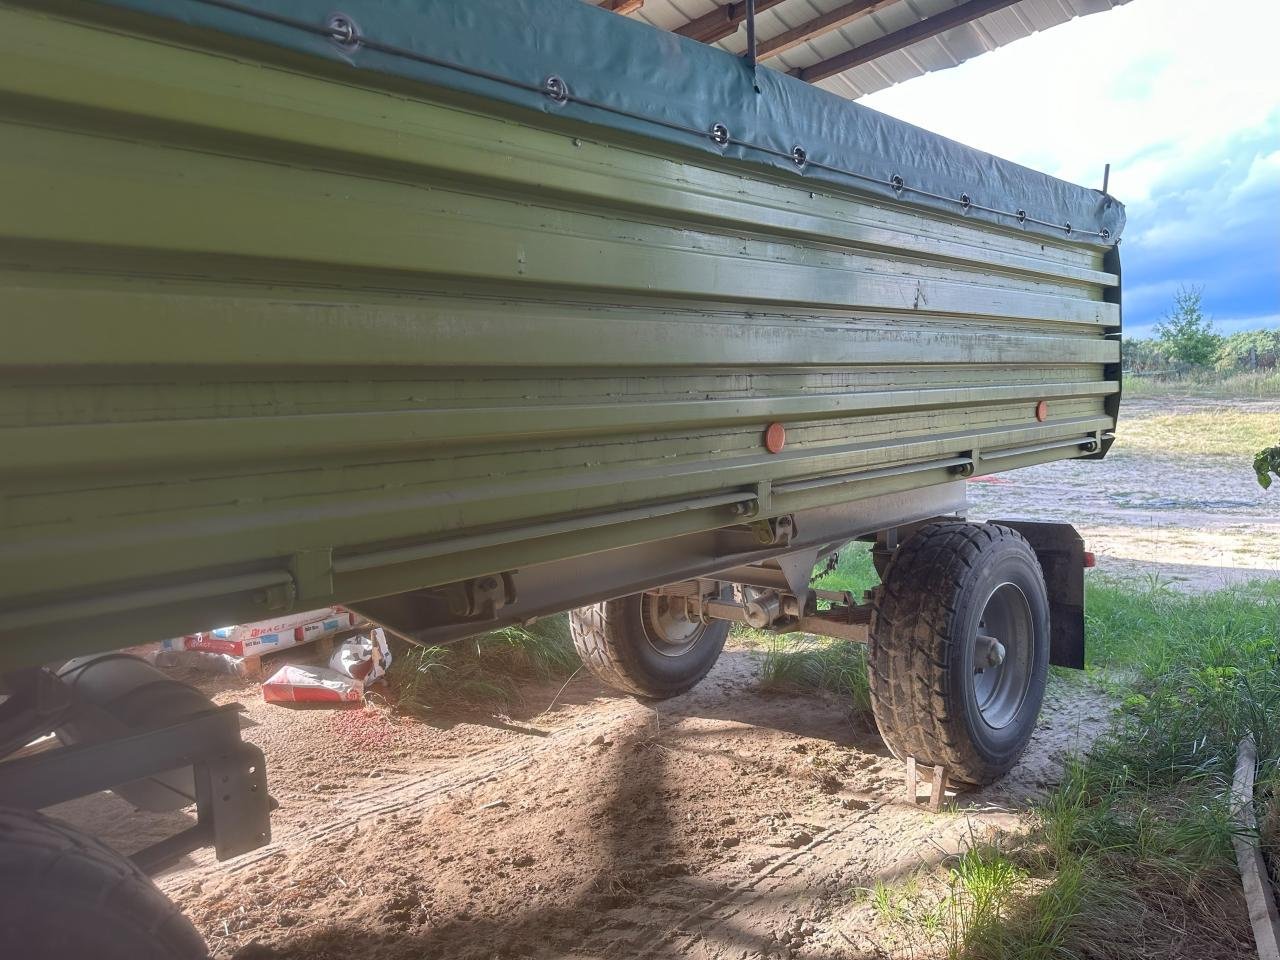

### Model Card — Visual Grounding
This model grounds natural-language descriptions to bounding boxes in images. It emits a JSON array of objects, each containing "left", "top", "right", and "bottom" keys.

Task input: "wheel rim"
[
  {"left": 640, "top": 594, "right": 710, "bottom": 658},
  {"left": 970, "top": 582, "right": 1034, "bottom": 730}
]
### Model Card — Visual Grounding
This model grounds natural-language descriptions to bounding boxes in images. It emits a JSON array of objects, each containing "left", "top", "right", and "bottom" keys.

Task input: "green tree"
[{"left": 1155, "top": 285, "right": 1221, "bottom": 367}]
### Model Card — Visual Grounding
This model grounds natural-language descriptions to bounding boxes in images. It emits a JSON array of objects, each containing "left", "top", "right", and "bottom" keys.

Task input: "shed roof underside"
[{"left": 594, "top": 0, "right": 1132, "bottom": 99}]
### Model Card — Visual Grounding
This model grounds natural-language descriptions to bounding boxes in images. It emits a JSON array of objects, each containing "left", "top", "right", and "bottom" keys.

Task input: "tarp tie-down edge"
[{"left": 99, "top": 0, "right": 1125, "bottom": 246}]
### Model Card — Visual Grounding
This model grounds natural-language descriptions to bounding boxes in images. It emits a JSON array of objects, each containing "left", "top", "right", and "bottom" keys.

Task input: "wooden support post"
[
  {"left": 905, "top": 757, "right": 949, "bottom": 810},
  {"left": 929, "top": 765, "right": 948, "bottom": 812}
]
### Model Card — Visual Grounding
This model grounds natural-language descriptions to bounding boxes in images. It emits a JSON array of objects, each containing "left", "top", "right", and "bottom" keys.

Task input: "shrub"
[{"left": 1216, "top": 328, "right": 1280, "bottom": 373}]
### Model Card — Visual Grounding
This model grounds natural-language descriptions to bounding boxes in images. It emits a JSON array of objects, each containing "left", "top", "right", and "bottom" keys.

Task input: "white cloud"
[
  {"left": 861, "top": 0, "right": 1280, "bottom": 196},
  {"left": 860, "top": 0, "right": 1280, "bottom": 332}
]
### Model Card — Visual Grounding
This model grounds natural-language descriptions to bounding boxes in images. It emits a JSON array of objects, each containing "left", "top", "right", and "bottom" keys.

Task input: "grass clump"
[
  {"left": 388, "top": 614, "right": 579, "bottom": 713},
  {"left": 757, "top": 634, "right": 871, "bottom": 711}
]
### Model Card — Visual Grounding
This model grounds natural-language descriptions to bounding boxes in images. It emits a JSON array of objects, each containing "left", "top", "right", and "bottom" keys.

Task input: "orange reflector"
[
  {"left": 1035, "top": 400, "right": 1049, "bottom": 422},
  {"left": 1082, "top": 551, "right": 1096, "bottom": 568},
  {"left": 764, "top": 422, "right": 786, "bottom": 454}
]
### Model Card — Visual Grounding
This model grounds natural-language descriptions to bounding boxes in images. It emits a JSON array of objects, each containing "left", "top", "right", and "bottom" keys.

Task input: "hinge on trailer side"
[{"left": 290, "top": 548, "right": 334, "bottom": 602}]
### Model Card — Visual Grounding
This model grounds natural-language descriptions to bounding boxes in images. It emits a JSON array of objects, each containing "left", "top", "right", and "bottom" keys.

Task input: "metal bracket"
[
  {"left": 774, "top": 545, "right": 819, "bottom": 609},
  {"left": 290, "top": 547, "right": 334, "bottom": 602},
  {"left": 748, "top": 514, "right": 795, "bottom": 548},
  {"left": 0, "top": 704, "right": 271, "bottom": 872},
  {"left": 754, "top": 479, "right": 773, "bottom": 516},
  {"left": 0, "top": 668, "right": 72, "bottom": 759}
]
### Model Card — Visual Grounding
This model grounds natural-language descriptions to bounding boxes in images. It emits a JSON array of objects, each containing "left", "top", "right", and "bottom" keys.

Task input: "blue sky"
[{"left": 860, "top": 0, "right": 1280, "bottom": 338}]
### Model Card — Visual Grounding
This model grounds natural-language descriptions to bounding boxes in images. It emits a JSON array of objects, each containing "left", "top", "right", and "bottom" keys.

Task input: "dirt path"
[
  {"left": 968, "top": 398, "right": 1280, "bottom": 590},
  {"left": 71, "top": 652, "right": 1111, "bottom": 960}
]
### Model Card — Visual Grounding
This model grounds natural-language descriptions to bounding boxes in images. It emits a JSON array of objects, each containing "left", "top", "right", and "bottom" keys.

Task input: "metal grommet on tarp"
[
  {"left": 542, "top": 75, "right": 569, "bottom": 104},
  {"left": 791, "top": 145, "right": 807, "bottom": 167},
  {"left": 709, "top": 122, "right": 730, "bottom": 146},
  {"left": 326, "top": 13, "right": 360, "bottom": 50}
]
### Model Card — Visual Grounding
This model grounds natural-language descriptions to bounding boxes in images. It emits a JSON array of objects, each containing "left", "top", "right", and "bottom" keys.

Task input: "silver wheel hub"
[
  {"left": 970, "top": 582, "right": 1034, "bottom": 730},
  {"left": 642, "top": 594, "right": 707, "bottom": 658}
]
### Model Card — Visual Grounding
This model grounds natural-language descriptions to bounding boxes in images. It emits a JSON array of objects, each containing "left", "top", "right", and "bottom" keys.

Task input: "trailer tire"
[
  {"left": 869, "top": 522, "right": 1049, "bottom": 787},
  {"left": 0, "top": 807, "right": 207, "bottom": 960},
  {"left": 570, "top": 588, "right": 731, "bottom": 699}
]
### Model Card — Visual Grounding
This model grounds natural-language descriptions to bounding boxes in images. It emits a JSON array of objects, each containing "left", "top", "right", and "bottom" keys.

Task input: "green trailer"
[{"left": 0, "top": 0, "right": 1121, "bottom": 954}]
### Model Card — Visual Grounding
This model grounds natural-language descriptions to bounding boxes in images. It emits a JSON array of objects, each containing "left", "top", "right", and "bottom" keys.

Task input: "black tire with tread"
[
  {"left": 868, "top": 521, "right": 1050, "bottom": 787},
  {"left": 0, "top": 807, "right": 208, "bottom": 960},
  {"left": 570, "top": 590, "right": 730, "bottom": 699}
]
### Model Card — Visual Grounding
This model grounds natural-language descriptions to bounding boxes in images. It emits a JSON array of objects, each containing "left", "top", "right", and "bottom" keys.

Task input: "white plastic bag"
[{"left": 328, "top": 627, "right": 392, "bottom": 686}]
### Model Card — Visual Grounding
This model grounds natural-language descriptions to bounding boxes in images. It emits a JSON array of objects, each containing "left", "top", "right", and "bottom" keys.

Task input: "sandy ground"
[
  {"left": 41, "top": 395, "right": 1274, "bottom": 957},
  {"left": 968, "top": 398, "right": 1280, "bottom": 590},
  {"left": 52, "top": 655, "right": 1112, "bottom": 960}
]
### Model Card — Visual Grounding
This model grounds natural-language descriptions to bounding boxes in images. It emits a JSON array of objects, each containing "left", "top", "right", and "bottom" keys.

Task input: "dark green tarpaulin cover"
[{"left": 96, "top": 0, "right": 1125, "bottom": 245}]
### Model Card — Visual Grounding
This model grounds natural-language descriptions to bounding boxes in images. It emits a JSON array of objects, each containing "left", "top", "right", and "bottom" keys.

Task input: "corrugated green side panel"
[{"left": 0, "top": 3, "right": 1120, "bottom": 661}]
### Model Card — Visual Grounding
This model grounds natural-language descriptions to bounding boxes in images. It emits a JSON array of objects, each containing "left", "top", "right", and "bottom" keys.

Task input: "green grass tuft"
[
  {"left": 388, "top": 614, "right": 579, "bottom": 712},
  {"left": 756, "top": 634, "right": 871, "bottom": 711}
]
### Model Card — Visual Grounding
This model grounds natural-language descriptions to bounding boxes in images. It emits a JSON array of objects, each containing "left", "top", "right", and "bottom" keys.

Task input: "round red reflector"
[
  {"left": 1035, "top": 400, "right": 1049, "bottom": 422},
  {"left": 764, "top": 422, "right": 786, "bottom": 454}
]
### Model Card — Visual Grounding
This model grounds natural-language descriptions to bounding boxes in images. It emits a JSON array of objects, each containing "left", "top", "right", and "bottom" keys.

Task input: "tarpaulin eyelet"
[
  {"left": 1015, "top": 209, "right": 1027, "bottom": 224},
  {"left": 327, "top": 13, "right": 360, "bottom": 50},
  {"left": 709, "top": 123, "right": 730, "bottom": 146},
  {"left": 542, "top": 75, "right": 570, "bottom": 104},
  {"left": 959, "top": 193, "right": 971, "bottom": 210},
  {"left": 890, "top": 174, "right": 904, "bottom": 193},
  {"left": 791, "top": 145, "right": 807, "bottom": 167}
]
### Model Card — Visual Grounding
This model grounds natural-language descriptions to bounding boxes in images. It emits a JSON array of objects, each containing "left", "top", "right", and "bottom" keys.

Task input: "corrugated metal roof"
[{"left": 610, "top": 0, "right": 1131, "bottom": 98}]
